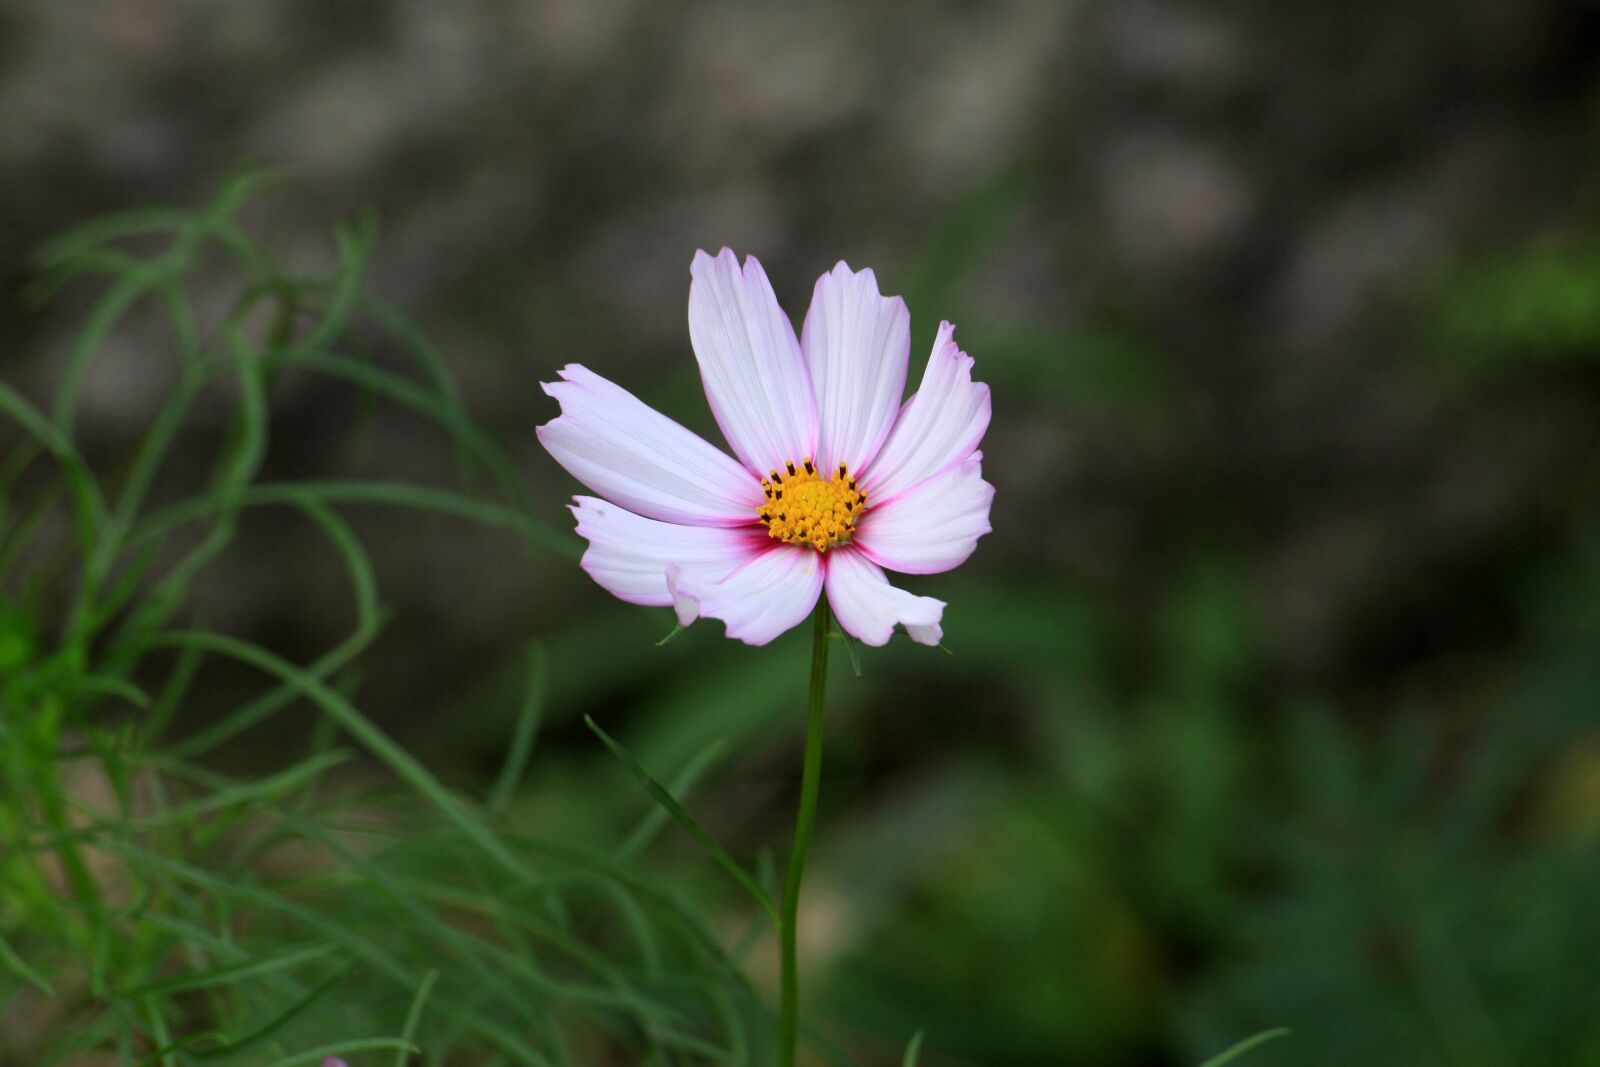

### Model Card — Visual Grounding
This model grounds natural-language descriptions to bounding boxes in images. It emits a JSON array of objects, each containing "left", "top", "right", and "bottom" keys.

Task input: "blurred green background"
[{"left": 5, "top": 2, "right": 1600, "bottom": 1065}]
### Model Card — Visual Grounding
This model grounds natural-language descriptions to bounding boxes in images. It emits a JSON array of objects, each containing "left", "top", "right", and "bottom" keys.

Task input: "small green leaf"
[
  {"left": 830, "top": 623, "right": 862, "bottom": 678},
  {"left": 902, "top": 1030, "right": 926, "bottom": 1067},
  {"left": 74, "top": 673, "right": 152, "bottom": 710},
  {"left": 1198, "top": 1027, "right": 1292, "bottom": 1067},
  {"left": 619, "top": 737, "right": 727, "bottom": 859},
  {"left": 135, "top": 1031, "right": 228, "bottom": 1067},
  {"left": 0, "top": 930, "right": 53, "bottom": 994},
  {"left": 0, "top": 601, "right": 37, "bottom": 675},
  {"left": 585, "top": 715, "right": 778, "bottom": 927},
  {"left": 396, "top": 969, "right": 439, "bottom": 1067},
  {"left": 488, "top": 642, "right": 546, "bottom": 813},
  {"left": 118, "top": 941, "right": 341, "bottom": 999},
  {"left": 193, "top": 970, "right": 348, "bottom": 1059}
]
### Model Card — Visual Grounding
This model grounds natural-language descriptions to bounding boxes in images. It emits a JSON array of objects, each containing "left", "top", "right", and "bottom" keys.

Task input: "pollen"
[{"left": 757, "top": 458, "right": 867, "bottom": 552}]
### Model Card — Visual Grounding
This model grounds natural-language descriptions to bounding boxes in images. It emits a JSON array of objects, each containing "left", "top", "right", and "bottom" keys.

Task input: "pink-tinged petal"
[
  {"left": 801, "top": 262, "right": 910, "bottom": 477},
  {"left": 825, "top": 547, "right": 944, "bottom": 647},
  {"left": 688, "top": 249, "right": 818, "bottom": 476},
  {"left": 855, "top": 456, "right": 994, "bottom": 575},
  {"left": 860, "top": 321, "right": 990, "bottom": 504},
  {"left": 571, "top": 496, "right": 764, "bottom": 607},
  {"left": 667, "top": 545, "right": 822, "bottom": 646},
  {"left": 538, "top": 364, "right": 760, "bottom": 527}
]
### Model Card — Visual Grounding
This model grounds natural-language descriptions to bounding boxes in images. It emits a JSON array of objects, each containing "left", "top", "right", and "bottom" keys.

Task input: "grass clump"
[{"left": 0, "top": 172, "right": 759, "bottom": 1066}]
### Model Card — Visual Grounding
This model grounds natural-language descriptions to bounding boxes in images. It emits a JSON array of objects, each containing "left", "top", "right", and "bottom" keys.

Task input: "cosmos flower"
[{"left": 538, "top": 249, "right": 992, "bottom": 647}]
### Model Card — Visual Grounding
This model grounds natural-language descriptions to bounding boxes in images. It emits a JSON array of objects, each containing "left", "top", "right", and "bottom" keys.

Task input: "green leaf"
[
  {"left": 489, "top": 643, "right": 547, "bottom": 813},
  {"left": 1197, "top": 1028, "right": 1292, "bottom": 1067},
  {"left": 585, "top": 715, "right": 778, "bottom": 927},
  {"left": 0, "top": 930, "right": 54, "bottom": 994},
  {"left": 618, "top": 738, "right": 728, "bottom": 859},
  {"left": 192, "top": 970, "right": 349, "bottom": 1059},
  {"left": 396, "top": 969, "right": 439, "bottom": 1067},
  {"left": 830, "top": 623, "right": 862, "bottom": 678},
  {"left": 117, "top": 941, "right": 341, "bottom": 999},
  {"left": 152, "top": 630, "right": 541, "bottom": 888},
  {"left": 135, "top": 1031, "right": 229, "bottom": 1067},
  {"left": 72, "top": 673, "right": 152, "bottom": 710},
  {"left": 0, "top": 601, "right": 38, "bottom": 676},
  {"left": 132, "top": 479, "right": 575, "bottom": 558}
]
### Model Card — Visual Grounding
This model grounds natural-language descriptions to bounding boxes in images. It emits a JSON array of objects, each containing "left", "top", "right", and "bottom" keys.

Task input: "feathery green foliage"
[{"left": 0, "top": 173, "right": 760, "bottom": 1065}]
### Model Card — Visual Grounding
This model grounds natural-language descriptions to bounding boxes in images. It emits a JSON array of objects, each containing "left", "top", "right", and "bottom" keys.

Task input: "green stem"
[{"left": 780, "top": 597, "right": 831, "bottom": 1067}]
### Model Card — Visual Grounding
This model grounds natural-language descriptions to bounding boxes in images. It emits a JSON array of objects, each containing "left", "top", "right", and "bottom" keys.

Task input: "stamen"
[{"left": 754, "top": 459, "right": 868, "bottom": 553}]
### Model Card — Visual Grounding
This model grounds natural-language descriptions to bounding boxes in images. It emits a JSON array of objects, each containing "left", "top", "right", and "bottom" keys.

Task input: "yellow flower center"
[{"left": 756, "top": 458, "right": 867, "bottom": 553}]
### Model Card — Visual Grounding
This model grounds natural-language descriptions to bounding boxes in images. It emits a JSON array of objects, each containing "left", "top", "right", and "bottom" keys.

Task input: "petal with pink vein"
[
  {"left": 862, "top": 322, "right": 989, "bottom": 504},
  {"left": 667, "top": 545, "right": 823, "bottom": 646},
  {"left": 538, "top": 364, "right": 760, "bottom": 527},
  {"left": 571, "top": 496, "right": 764, "bottom": 607},
  {"left": 825, "top": 547, "right": 944, "bottom": 647},
  {"left": 688, "top": 249, "right": 818, "bottom": 476},
  {"left": 856, "top": 457, "right": 994, "bottom": 575},
  {"left": 801, "top": 262, "right": 910, "bottom": 476}
]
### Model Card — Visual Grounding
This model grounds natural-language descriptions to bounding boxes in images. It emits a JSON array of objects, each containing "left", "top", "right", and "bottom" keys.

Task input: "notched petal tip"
[
  {"left": 815, "top": 259, "right": 897, "bottom": 301},
  {"left": 691, "top": 246, "right": 752, "bottom": 280},
  {"left": 802, "top": 259, "right": 911, "bottom": 475},
  {"left": 860, "top": 321, "right": 990, "bottom": 503},
  {"left": 539, "top": 364, "right": 598, "bottom": 402},
  {"left": 826, "top": 548, "right": 946, "bottom": 647}
]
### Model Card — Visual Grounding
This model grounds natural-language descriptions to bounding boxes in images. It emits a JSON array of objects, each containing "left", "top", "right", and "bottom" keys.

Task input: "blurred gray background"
[{"left": 5, "top": 1, "right": 1594, "bottom": 691}]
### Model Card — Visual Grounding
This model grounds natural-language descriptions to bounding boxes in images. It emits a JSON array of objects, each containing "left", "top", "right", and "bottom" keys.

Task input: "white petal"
[
  {"left": 801, "top": 262, "right": 910, "bottom": 477},
  {"left": 861, "top": 321, "right": 989, "bottom": 504},
  {"left": 667, "top": 545, "right": 822, "bottom": 646},
  {"left": 538, "top": 364, "right": 760, "bottom": 527},
  {"left": 825, "top": 547, "right": 944, "bottom": 647},
  {"left": 570, "top": 496, "right": 765, "bottom": 607},
  {"left": 855, "top": 456, "right": 994, "bottom": 575},
  {"left": 688, "top": 248, "right": 818, "bottom": 476}
]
